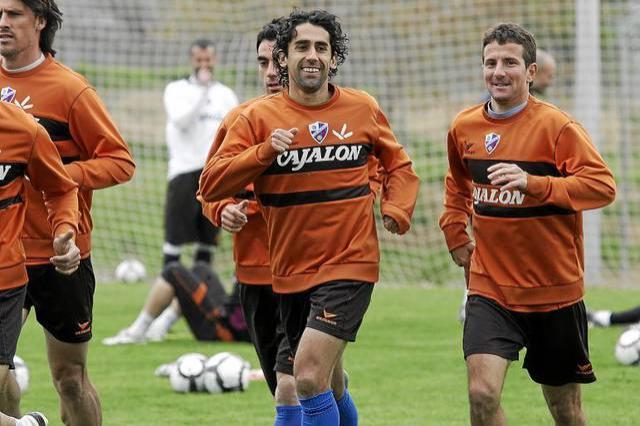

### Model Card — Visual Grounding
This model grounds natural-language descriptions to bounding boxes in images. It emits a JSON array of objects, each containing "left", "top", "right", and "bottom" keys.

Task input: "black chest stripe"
[
  {"left": 262, "top": 143, "right": 372, "bottom": 175},
  {"left": 474, "top": 204, "right": 574, "bottom": 218},
  {"left": 234, "top": 189, "right": 255, "bottom": 200},
  {"left": 467, "top": 159, "right": 562, "bottom": 185},
  {"left": 259, "top": 184, "right": 370, "bottom": 207},
  {"left": 0, "top": 195, "right": 22, "bottom": 210},
  {"left": 0, "top": 163, "right": 26, "bottom": 187},
  {"left": 36, "top": 117, "right": 72, "bottom": 142}
]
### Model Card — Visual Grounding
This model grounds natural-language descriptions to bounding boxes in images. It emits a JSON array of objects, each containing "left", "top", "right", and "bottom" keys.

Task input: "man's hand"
[
  {"left": 221, "top": 200, "right": 250, "bottom": 233},
  {"left": 271, "top": 128, "right": 298, "bottom": 153},
  {"left": 196, "top": 67, "right": 213, "bottom": 85},
  {"left": 383, "top": 215, "right": 399, "bottom": 234},
  {"left": 487, "top": 163, "right": 528, "bottom": 191},
  {"left": 451, "top": 242, "right": 475, "bottom": 268},
  {"left": 51, "top": 230, "right": 81, "bottom": 275}
]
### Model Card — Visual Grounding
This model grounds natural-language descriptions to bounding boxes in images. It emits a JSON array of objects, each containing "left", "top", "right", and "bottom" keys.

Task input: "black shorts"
[
  {"left": 0, "top": 286, "right": 27, "bottom": 368},
  {"left": 164, "top": 169, "right": 219, "bottom": 246},
  {"left": 463, "top": 295, "right": 596, "bottom": 386},
  {"left": 239, "top": 283, "right": 293, "bottom": 395},
  {"left": 163, "top": 262, "right": 250, "bottom": 342},
  {"left": 25, "top": 258, "right": 95, "bottom": 343},
  {"left": 279, "top": 280, "right": 374, "bottom": 355}
]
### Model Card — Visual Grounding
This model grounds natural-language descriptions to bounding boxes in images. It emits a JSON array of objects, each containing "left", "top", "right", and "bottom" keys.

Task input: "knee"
[
  {"left": 295, "top": 368, "right": 328, "bottom": 399},
  {"left": 275, "top": 374, "right": 298, "bottom": 406},
  {"left": 52, "top": 363, "right": 86, "bottom": 400},
  {"left": 468, "top": 381, "right": 501, "bottom": 414}
]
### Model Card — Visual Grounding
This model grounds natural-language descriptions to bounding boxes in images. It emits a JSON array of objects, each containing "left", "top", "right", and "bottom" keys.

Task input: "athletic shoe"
[
  {"left": 20, "top": 412, "right": 48, "bottom": 426},
  {"left": 102, "top": 328, "right": 146, "bottom": 346},
  {"left": 154, "top": 362, "right": 176, "bottom": 378},
  {"left": 145, "top": 320, "right": 168, "bottom": 342},
  {"left": 587, "top": 310, "right": 611, "bottom": 328}
]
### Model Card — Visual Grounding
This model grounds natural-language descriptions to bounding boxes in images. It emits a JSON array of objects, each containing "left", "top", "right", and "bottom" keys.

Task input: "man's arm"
[
  {"left": 199, "top": 115, "right": 291, "bottom": 202},
  {"left": 27, "top": 125, "right": 80, "bottom": 274},
  {"left": 66, "top": 88, "right": 135, "bottom": 190},
  {"left": 439, "top": 127, "right": 474, "bottom": 253},
  {"left": 374, "top": 108, "right": 419, "bottom": 234}
]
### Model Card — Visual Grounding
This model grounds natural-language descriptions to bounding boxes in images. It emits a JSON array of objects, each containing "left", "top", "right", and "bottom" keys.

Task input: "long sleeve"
[
  {"left": 27, "top": 124, "right": 79, "bottom": 238},
  {"left": 526, "top": 122, "right": 616, "bottom": 211},
  {"left": 439, "top": 127, "right": 473, "bottom": 251},
  {"left": 199, "top": 115, "right": 278, "bottom": 202},
  {"left": 66, "top": 88, "right": 135, "bottom": 190},
  {"left": 374, "top": 109, "right": 419, "bottom": 234},
  {"left": 164, "top": 81, "right": 208, "bottom": 130}
]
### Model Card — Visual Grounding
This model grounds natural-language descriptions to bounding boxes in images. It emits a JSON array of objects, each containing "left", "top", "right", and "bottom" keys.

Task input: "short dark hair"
[
  {"left": 256, "top": 17, "right": 283, "bottom": 52},
  {"left": 190, "top": 38, "right": 215, "bottom": 53},
  {"left": 482, "top": 23, "right": 537, "bottom": 67},
  {"left": 21, "top": 0, "right": 63, "bottom": 57},
  {"left": 274, "top": 9, "right": 349, "bottom": 87}
]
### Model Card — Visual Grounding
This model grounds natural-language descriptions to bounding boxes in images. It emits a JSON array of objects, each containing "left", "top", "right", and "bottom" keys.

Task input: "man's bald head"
[{"left": 531, "top": 49, "right": 557, "bottom": 96}]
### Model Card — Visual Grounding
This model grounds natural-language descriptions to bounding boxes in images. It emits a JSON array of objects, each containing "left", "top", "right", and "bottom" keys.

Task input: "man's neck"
[
  {"left": 288, "top": 82, "right": 332, "bottom": 106},
  {"left": 3, "top": 50, "right": 45, "bottom": 72}
]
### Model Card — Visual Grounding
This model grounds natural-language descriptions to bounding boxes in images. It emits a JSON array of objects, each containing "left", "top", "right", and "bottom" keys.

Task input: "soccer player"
[
  {"left": 199, "top": 18, "right": 301, "bottom": 426},
  {"left": 588, "top": 305, "right": 640, "bottom": 328},
  {"left": 0, "top": 1, "right": 135, "bottom": 425},
  {"left": 530, "top": 48, "right": 557, "bottom": 97},
  {"left": 162, "top": 38, "right": 238, "bottom": 267},
  {"left": 440, "top": 23, "right": 615, "bottom": 425},
  {"left": 199, "top": 9, "right": 419, "bottom": 425},
  {"left": 103, "top": 261, "right": 250, "bottom": 345},
  {"left": 0, "top": 101, "right": 80, "bottom": 426}
]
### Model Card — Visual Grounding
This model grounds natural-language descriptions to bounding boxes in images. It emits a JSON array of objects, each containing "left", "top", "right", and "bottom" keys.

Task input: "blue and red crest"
[
  {"left": 484, "top": 132, "right": 500, "bottom": 155},
  {"left": 1, "top": 87, "right": 16, "bottom": 103},
  {"left": 308, "top": 121, "right": 329, "bottom": 144}
]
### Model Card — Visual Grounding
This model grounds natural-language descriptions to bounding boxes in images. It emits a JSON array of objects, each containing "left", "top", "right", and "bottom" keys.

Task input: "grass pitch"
[{"left": 16, "top": 284, "right": 640, "bottom": 425}]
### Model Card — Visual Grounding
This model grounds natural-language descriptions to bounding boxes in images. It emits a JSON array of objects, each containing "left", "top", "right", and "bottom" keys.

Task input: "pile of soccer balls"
[{"left": 161, "top": 352, "right": 251, "bottom": 394}]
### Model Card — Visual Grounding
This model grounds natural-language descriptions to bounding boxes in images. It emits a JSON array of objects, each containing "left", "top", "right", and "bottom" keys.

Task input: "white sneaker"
[
  {"left": 145, "top": 320, "right": 169, "bottom": 342},
  {"left": 154, "top": 362, "right": 176, "bottom": 378},
  {"left": 20, "top": 412, "right": 48, "bottom": 426},
  {"left": 588, "top": 310, "right": 612, "bottom": 327},
  {"left": 102, "top": 328, "right": 146, "bottom": 346}
]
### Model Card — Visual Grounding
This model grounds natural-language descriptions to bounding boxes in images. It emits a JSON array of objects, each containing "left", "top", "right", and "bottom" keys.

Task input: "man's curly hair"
[
  {"left": 273, "top": 9, "right": 349, "bottom": 88},
  {"left": 21, "top": 0, "right": 63, "bottom": 56}
]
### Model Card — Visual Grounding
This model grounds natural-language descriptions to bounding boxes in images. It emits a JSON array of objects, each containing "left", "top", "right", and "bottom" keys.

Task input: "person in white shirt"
[{"left": 102, "top": 39, "right": 237, "bottom": 346}]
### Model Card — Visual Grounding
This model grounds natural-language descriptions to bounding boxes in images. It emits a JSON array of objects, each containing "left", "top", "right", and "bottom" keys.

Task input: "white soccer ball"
[
  {"left": 614, "top": 328, "right": 640, "bottom": 366},
  {"left": 169, "top": 353, "right": 207, "bottom": 393},
  {"left": 114, "top": 259, "right": 146, "bottom": 283},
  {"left": 203, "top": 352, "right": 251, "bottom": 394},
  {"left": 11, "top": 355, "right": 29, "bottom": 394}
]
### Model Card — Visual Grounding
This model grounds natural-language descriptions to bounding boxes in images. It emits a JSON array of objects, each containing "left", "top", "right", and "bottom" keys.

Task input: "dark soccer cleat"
[{"left": 20, "top": 412, "right": 49, "bottom": 426}]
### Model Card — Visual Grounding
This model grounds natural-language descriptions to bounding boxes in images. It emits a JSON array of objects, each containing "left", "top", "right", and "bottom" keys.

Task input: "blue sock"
[
  {"left": 274, "top": 405, "right": 302, "bottom": 426},
  {"left": 299, "top": 389, "right": 339, "bottom": 426},
  {"left": 336, "top": 389, "right": 358, "bottom": 426}
]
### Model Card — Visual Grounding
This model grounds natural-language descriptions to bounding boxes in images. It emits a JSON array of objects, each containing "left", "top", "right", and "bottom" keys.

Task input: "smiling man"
[
  {"left": 440, "top": 23, "right": 616, "bottom": 426},
  {"left": 199, "top": 9, "right": 419, "bottom": 425}
]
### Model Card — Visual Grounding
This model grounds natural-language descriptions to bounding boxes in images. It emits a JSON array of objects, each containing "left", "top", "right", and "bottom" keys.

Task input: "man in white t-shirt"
[
  {"left": 102, "top": 39, "right": 237, "bottom": 346},
  {"left": 163, "top": 38, "right": 238, "bottom": 267}
]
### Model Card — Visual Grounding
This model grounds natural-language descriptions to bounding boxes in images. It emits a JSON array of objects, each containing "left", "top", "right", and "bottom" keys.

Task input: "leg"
[
  {"left": 45, "top": 332, "right": 101, "bottom": 426},
  {"left": 0, "top": 366, "right": 20, "bottom": 417},
  {"left": 145, "top": 299, "right": 181, "bottom": 342},
  {"left": 466, "top": 354, "right": 509, "bottom": 426},
  {"left": 542, "top": 384, "right": 585, "bottom": 426},
  {"left": 140, "top": 277, "right": 176, "bottom": 317}
]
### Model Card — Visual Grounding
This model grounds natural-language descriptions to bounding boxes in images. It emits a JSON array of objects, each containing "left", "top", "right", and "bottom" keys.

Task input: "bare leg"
[
  {"left": 45, "top": 331, "right": 101, "bottom": 426},
  {"left": 542, "top": 383, "right": 585, "bottom": 426},
  {"left": 466, "top": 354, "right": 510, "bottom": 426},
  {"left": 141, "top": 277, "right": 176, "bottom": 317},
  {"left": 0, "top": 366, "right": 20, "bottom": 417},
  {"left": 274, "top": 372, "right": 298, "bottom": 406}
]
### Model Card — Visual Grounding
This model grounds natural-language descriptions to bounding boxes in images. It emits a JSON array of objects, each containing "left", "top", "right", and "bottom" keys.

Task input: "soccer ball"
[
  {"left": 203, "top": 352, "right": 251, "bottom": 394},
  {"left": 614, "top": 328, "right": 640, "bottom": 366},
  {"left": 169, "top": 353, "right": 207, "bottom": 393},
  {"left": 114, "top": 259, "right": 146, "bottom": 283},
  {"left": 11, "top": 355, "right": 29, "bottom": 394}
]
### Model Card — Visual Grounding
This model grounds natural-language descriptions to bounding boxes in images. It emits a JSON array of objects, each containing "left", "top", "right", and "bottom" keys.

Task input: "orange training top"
[
  {"left": 0, "top": 101, "right": 78, "bottom": 289},
  {"left": 0, "top": 55, "right": 135, "bottom": 264},
  {"left": 200, "top": 85, "right": 419, "bottom": 293},
  {"left": 440, "top": 96, "right": 616, "bottom": 312}
]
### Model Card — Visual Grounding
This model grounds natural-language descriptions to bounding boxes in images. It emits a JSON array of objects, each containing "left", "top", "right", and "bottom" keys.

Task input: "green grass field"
[{"left": 16, "top": 284, "right": 640, "bottom": 425}]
